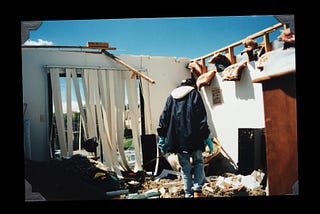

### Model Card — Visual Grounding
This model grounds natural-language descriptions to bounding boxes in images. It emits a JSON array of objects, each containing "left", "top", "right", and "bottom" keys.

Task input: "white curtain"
[
  {"left": 49, "top": 67, "right": 143, "bottom": 176},
  {"left": 140, "top": 75, "right": 153, "bottom": 134},
  {"left": 70, "top": 69, "right": 87, "bottom": 140},
  {"left": 125, "top": 75, "right": 143, "bottom": 171},
  {"left": 50, "top": 68, "right": 68, "bottom": 157},
  {"left": 65, "top": 69, "right": 74, "bottom": 155}
]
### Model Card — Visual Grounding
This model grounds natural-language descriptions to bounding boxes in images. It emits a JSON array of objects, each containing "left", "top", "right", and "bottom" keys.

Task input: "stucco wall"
[{"left": 202, "top": 61, "right": 265, "bottom": 163}]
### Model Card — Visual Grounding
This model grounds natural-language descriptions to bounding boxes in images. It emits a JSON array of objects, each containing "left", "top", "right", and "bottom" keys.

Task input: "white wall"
[
  {"left": 202, "top": 61, "right": 265, "bottom": 164},
  {"left": 22, "top": 49, "right": 265, "bottom": 164}
]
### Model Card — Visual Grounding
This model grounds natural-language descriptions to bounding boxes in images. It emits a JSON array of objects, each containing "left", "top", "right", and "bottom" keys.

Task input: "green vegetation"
[{"left": 124, "top": 138, "right": 133, "bottom": 150}]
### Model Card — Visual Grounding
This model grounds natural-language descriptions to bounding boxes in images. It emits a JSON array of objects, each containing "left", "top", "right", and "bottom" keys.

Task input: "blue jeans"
[{"left": 178, "top": 150, "right": 205, "bottom": 198}]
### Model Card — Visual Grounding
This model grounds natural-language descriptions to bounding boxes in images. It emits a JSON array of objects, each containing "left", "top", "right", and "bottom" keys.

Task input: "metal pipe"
[{"left": 105, "top": 189, "right": 129, "bottom": 197}]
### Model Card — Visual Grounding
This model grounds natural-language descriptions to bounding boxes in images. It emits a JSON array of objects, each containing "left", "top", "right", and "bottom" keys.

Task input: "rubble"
[
  {"left": 25, "top": 154, "right": 266, "bottom": 201},
  {"left": 127, "top": 170, "right": 266, "bottom": 199}
]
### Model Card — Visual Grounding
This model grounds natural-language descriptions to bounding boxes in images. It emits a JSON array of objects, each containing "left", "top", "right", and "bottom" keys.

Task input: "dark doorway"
[{"left": 238, "top": 128, "right": 266, "bottom": 175}]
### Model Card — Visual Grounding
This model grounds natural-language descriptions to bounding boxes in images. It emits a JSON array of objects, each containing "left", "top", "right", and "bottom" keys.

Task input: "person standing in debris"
[{"left": 157, "top": 78, "right": 214, "bottom": 198}]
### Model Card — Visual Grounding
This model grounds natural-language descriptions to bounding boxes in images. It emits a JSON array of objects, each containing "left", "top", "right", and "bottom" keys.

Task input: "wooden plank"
[
  {"left": 192, "top": 41, "right": 243, "bottom": 62},
  {"left": 200, "top": 58, "right": 207, "bottom": 73},
  {"left": 263, "top": 34, "right": 271, "bottom": 52},
  {"left": 246, "top": 23, "right": 283, "bottom": 40},
  {"left": 102, "top": 50, "right": 156, "bottom": 84},
  {"left": 21, "top": 45, "right": 116, "bottom": 50},
  {"left": 86, "top": 42, "right": 109, "bottom": 48}
]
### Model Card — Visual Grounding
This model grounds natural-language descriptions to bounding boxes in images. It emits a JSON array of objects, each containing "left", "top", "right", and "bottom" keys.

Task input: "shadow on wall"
[
  {"left": 206, "top": 153, "right": 238, "bottom": 176},
  {"left": 235, "top": 63, "right": 255, "bottom": 100}
]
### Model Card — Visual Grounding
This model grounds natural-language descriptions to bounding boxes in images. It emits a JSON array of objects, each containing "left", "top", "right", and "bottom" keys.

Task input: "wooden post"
[
  {"left": 225, "top": 47, "right": 236, "bottom": 64},
  {"left": 200, "top": 58, "right": 207, "bottom": 74},
  {"left": 263, "top": 33, "right": 271, "bottom": 52}
]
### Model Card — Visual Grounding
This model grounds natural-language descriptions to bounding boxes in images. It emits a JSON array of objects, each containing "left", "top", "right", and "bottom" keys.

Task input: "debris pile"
[
  {"left": 25, "top": 155, "right": 266, "bottom": 200},
  {"left": 128, "top": 170, "right": 266, "bottom": 199}
]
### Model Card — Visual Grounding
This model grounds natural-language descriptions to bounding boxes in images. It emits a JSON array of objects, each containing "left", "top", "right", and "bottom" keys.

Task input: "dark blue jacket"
[{"left": 157, "top": 85, "right": 210, "bottom": 153}]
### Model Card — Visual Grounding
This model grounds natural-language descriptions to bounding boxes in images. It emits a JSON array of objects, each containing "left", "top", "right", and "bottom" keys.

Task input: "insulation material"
[{"left": 222, "top": 60, "right": 247, "bottom": 81}]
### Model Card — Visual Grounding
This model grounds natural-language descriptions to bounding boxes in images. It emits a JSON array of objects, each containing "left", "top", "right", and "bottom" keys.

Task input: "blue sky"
[
  {"left": 24, "top": 15, "right": 281, "bottom": 59},
  {"left": 24, "top": 15, "right": 283, "bottom": 112}
]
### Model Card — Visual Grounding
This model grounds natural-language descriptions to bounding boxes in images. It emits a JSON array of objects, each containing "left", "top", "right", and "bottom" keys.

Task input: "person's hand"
[
  {"left": 205, "top": 137, "right": 214, "bottom": 154},
  {"left": 157, "top": 137, "right": 166, "bottom": 154}
]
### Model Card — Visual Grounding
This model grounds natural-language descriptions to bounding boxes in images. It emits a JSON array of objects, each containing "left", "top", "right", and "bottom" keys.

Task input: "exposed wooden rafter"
[{"left": 191, "top": 22, "right": 284, "bottom": 64}]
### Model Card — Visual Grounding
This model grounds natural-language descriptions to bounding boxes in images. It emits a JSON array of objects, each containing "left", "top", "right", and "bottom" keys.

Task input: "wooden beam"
[
  {"left": 21, "top": 45, "right": 116, "bottom": 50},
  {"left": 201, "top": 58, "right": 207, "bottom": 74},
  {"left": 101, "top": 50, "right": 156, "bottom": 84},
  {"left": 191, "top": 22, "right": 284, "bottom": 62},
  {"left": 192, "top": 40, "right": 243, "bottom": 62},
  {"left": 263, "top": 33, "right": 271, "bottom": 52},
  {"left": 246, "top": 23, "right": 283, "bottom": 40}
]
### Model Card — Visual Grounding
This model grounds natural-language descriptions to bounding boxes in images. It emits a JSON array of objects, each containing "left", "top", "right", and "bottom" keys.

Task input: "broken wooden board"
[{"left": 87, "top": 42, "right": 109, "bottom": 49}]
